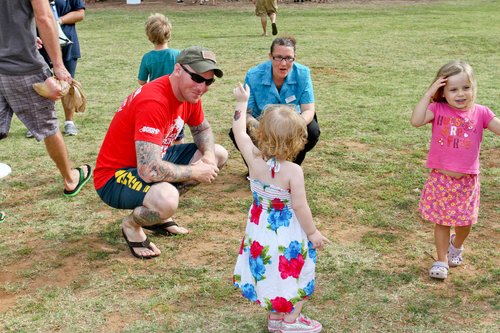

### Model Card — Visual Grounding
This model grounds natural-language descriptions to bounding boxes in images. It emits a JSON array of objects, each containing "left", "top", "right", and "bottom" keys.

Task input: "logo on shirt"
[{"left": 139, "top": 126, "right": 160, "bottom": 135}]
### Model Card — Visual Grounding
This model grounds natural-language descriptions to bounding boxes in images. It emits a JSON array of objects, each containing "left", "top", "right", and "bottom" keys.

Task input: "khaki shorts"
[
  {"left": 255, "top": 0, "right": 278, "bottom": 16},
  {"left": 0, "top": 69, "right": 58, "bottom": 141}
]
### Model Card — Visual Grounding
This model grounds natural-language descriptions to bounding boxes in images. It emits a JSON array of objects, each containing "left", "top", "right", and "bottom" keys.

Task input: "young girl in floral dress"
[
  {"left": 232, "top": 83, "right": 329, "bottom": 333},
  {"left": 411, "top": 60, "right": 500, "bottom": 279}
]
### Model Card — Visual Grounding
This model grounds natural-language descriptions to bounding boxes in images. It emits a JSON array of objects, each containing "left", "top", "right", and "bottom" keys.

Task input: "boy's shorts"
[
  {"left": 0, "top": 69, "right": 59, "bottom": 141},
  {"left": 419, "top": 170, "right": 480, "bottom": 227},
  {"left": 96, "top": 143, "right": 198, "bottom": 209},
  {"left": 255, "top": 0, "right": 277, "bottom": 16}
]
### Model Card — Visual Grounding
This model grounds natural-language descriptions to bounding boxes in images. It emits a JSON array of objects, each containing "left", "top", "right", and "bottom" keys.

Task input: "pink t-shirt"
[{"left": 426, "top": 102, "right": 495, "bottom": 174}]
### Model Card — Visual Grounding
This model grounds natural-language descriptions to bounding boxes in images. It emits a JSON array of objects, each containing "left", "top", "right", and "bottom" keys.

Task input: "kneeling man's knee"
[{"left": 215, "top": 144, "right": 228, "bottom": 167}]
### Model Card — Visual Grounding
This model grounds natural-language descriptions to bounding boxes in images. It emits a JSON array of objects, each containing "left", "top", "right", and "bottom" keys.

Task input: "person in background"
[
  {"left": 30, "top": 0, "right": 85, "bottom": 137},
  {"left": 229, "top": 36, "right": 320, "bottom": 167},
  {"left": 411, "top": 60, "right": 500, "bottom": 280},
  {"left": 138, "top": 13, "right": 184, "bottom": 144},
  {"left": 253, "top": 0, "right": 278, "bottom": 36},
  {"left": 0, "top": 0, "right": 92, "bottom": 197}
]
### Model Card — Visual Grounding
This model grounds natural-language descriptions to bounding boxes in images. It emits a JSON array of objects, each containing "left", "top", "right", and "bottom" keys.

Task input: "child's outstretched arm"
[
  {"left": 290, "top": 165, "right": 331, "bottom": 250},
  {"left": 487, "top": 117, "right": 500, "bottom": 135},
  {"left": 232, "top": 83, "right": 256, "bottom": 163},
  {"left": 411, "top": 76, "right": 447, "bottom": 127}
]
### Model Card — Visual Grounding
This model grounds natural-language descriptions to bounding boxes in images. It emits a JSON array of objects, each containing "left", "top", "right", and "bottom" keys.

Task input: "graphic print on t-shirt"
[
  {"left": 161, "top": 116, "right": 185, "bottom": 157},
  {"left": 435, "top": 114, "right": 476, "bottom": 150}
]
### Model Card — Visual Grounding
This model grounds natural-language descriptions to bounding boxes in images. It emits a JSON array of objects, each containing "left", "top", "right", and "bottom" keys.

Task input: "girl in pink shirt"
[{"left": 411, "top": 60, "right": 500, "bottom": 280}]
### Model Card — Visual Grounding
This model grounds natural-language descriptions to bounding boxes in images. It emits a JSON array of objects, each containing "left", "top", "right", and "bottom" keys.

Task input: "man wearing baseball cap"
[{"left": 94, "top": 46, "right": 227, "bottom": 259}]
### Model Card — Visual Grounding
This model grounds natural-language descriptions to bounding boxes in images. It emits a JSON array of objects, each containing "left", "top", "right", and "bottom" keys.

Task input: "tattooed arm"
[
  {"left": 136, "top": 141, "right": 192, "bottom": 183},
  {"left": 136, "top": 138, "right": 218, "bottom": 184},
  {"left": 232, "top": 83, "right": 255, "bottom": 163},
  {"left": 190, "top": 119, "right": 216, "bottom": 166}
]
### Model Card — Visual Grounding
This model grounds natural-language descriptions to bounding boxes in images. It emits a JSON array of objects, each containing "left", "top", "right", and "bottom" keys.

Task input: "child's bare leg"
[
  {"left": 453, "top": 225, "right": 471, "bottom": 248},
  {"left": 284, "top": 300, "right": 305, "bottom": 322},
  {"left": 434, "top": 224, "right": 451, "bottom": 262},
  {"left": 269, "top": 312, "right": 283, "bottom": 320}
]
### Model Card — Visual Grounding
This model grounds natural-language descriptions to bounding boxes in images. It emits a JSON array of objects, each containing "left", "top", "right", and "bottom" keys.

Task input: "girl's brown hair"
[{"left": 254, "top": 105, "right": 307, "bottom": 161}]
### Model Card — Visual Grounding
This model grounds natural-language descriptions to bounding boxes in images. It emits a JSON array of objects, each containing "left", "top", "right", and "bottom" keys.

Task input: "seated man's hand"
[{"left": 191, "top": 159, "right": 219, "bottom": 183}]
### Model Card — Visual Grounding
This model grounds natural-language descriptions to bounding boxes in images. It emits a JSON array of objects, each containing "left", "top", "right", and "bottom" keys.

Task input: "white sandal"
[
  {"left": 448, "top": 234, "right": 464, "bottom": 267},
  {"left": 429, "top": 261, "right": 449, "bottom": 279}
]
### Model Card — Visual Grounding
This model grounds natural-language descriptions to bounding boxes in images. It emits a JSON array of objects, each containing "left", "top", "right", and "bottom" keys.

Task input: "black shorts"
[{"left": 96, "top": 143, "right": 197, "bottom": 209}]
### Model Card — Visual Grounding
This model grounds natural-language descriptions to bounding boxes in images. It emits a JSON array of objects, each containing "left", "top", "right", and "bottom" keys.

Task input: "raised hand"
[
  {"left": 233, "top": 82, "right": 250, "bottom": 103},
  {"left": 427, "top": 76, "right": 447, "bottom": 98}
]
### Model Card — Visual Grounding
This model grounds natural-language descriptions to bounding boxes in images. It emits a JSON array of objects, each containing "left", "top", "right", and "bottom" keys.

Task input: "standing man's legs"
[
  {"left": 44, "top": 131, "right": 89, "bottom": 192},
  {"left": 1, "top": 71, "right": 91, "bottom": 195}
]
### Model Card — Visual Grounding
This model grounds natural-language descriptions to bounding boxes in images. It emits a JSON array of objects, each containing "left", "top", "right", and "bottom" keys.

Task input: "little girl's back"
[{"left": 248, "top": 155, "right": 302, "bottom": 193}]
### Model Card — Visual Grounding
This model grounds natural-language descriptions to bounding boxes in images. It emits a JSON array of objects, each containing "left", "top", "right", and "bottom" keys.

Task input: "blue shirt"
[
  {"left": 55, "top": 0, "right": 85, "bottom": 61},
  {"left": 244, "top": 60, "right": 315, "bottom": 119},
  {"left": 138, "top": 48, "right": 181, "bottom": 82}
]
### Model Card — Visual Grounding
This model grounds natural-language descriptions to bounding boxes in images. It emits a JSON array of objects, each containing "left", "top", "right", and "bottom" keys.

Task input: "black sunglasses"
[{"left": 180, "top": 64, "right": 215, "bottom": 86}]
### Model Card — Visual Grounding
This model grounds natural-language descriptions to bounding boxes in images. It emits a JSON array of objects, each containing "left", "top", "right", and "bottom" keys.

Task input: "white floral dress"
[{"left": 233, "top": 175, "right": 317, "bottom": 313}]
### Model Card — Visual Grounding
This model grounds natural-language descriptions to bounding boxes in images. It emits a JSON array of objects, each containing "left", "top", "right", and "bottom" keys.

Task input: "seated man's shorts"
[{"left": 96, "top": 143, "right": 198, "bottom": 210}]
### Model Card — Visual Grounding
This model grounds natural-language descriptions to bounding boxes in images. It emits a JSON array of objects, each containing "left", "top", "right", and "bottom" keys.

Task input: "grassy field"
[{"left": 0, "top": 0, "right": 499, "bottom": 332}]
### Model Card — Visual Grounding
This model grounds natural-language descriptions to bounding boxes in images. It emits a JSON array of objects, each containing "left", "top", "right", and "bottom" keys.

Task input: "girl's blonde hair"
[
  {"left": 254, "top": 105, "right": 307, "bottom": 161},
  {"left": 145, "top": 13, "right": 172, "bottom": 45},
  {"left": 431, "top": 60, "right": 477, "bottom": 107}
]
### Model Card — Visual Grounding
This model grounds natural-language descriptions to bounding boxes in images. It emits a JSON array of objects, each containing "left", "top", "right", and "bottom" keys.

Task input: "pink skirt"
[{"left": 419, "top": 170, "right": 480, "bottom": 226}]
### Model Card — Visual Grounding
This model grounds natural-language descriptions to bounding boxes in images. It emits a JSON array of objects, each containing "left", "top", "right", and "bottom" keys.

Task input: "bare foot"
[{"left": 165, "top": 218, "right": 189, "bottom": 235}]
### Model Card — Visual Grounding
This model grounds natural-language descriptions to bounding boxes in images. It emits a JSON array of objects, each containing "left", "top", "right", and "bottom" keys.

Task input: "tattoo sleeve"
[
  {"left": 136, "top": 141, "right": 192, "bottom": 183},
  {"left": 190, "top": 119, "right": 215, "bottom": 154}
]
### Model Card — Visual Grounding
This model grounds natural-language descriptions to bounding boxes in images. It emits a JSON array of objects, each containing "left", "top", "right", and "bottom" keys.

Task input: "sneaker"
[
  {"left": 429, "top": 261, "right": 449, "bottom": 280},
  {"left": 280, "top": 313, "right": 322, "bottom": 333},
  {"left": 64, "top": 122, "right": 78, "bottom": 136},
  {"left": 268, "top": 315, "right": 283, "bottom": 332},
  {"left": 448, "top": 234, "right": 463, "bottom": 267},
  {"left": 26, "top": 130, "right": 34, "bottom": 138}
]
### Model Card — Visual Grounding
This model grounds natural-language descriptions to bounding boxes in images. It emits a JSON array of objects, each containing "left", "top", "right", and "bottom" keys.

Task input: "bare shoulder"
[{"left": 281, "top": 161, "right": 304, "bottom": 179}]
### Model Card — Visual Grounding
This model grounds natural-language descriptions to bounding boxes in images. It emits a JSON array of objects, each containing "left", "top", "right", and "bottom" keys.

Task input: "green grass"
[{"left": 0, "top": 1, "right": 499, "bottom": 332}]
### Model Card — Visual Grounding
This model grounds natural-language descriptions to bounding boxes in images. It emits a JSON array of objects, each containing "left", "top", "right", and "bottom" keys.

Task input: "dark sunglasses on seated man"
[{"left": 180, "top": 64, "right": 215, "bottom": 86}]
